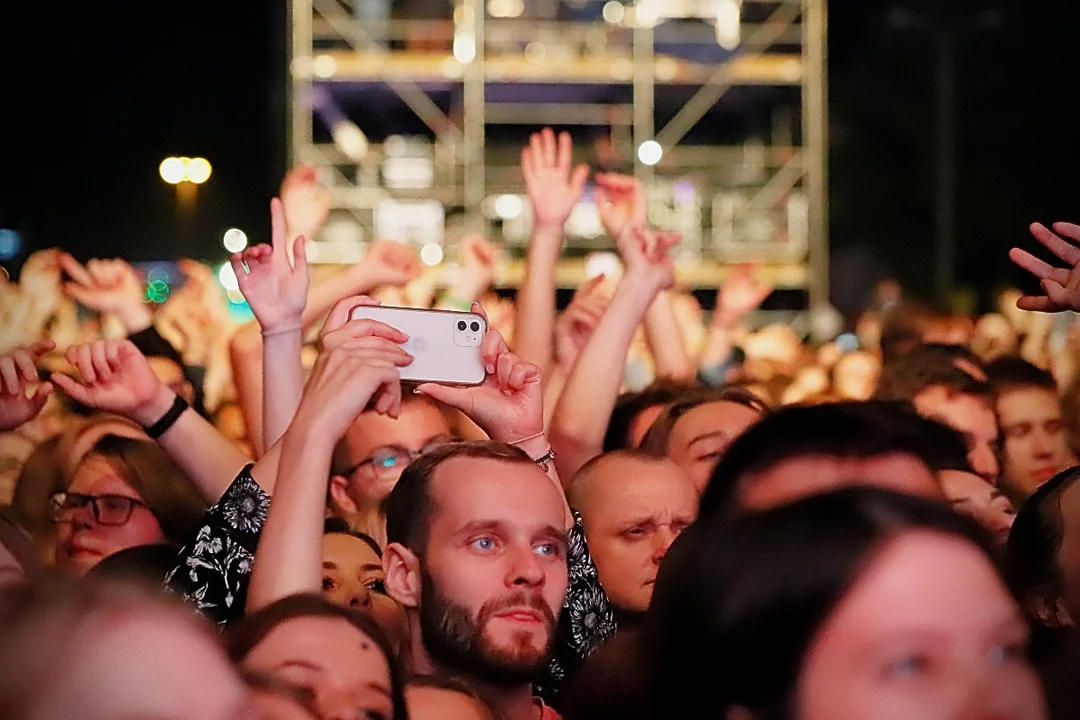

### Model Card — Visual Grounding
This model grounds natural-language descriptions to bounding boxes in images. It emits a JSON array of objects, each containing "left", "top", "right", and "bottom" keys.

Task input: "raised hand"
[
  {"left": 60, "top": 255, "right": 144, "bottom": 313},
  {"left": 455, "top": 234, "right": 500, "bottom": 299},
  {"left": 280, "top": 164, "right": 331, "bottom": 242},
  {"left": 594, "top": 173, "right": 647, "bottom": 241},
  {"left": 50, "top": 339, "right": 170, "bottom": 427},
  {"left": 0, "top": 342, "right": 55, "bottom": 431},
  {"left": 416, "top": 308, "right": 543, "bottom": 444},
  {"left": 19, "top": 249, "right": 64, "bottom": 311},
  {"left": 1010, "top": 222, "right": 1080, "bottom": 312},
  {"left": 555, "top": 274, "right": 609, "bottom": 371},
  {"left": 618, "top": 226, "right": 680, "bottom": 294},
  {"left": 714, "top": 264, "right": 773, "bottom": 327},
  {"left": 522, "top": 128, "right": 589, "bottom": 235},
  {"left": 232, "top": 198, "right": 310, "bottom": 333},
  {"left": 352, "top": 240, "right": 422, "bottom": 291}
]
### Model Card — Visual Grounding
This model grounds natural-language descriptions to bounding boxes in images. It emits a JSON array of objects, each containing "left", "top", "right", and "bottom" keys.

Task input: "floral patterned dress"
[{"left": 165, "top": 467, "right": 617, "bottom": 702}]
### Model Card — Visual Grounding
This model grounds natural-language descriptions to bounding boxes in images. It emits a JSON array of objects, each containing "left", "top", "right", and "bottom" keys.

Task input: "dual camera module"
[{"left": 457, "top": 320, "right": 482, "bottom": 332}]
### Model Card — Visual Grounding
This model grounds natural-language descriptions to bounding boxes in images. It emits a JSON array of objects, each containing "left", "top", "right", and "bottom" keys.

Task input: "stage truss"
[{"left": 287, "top": 0, "right": 828, "bottom": 304}]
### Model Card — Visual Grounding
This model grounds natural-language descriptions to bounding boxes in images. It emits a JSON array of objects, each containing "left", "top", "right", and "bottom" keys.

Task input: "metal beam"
[
  {"left": 655, "top": 2, "right": 802, "bottom": 150},
  {"left": 462, "top": 0, "right": 486, "bottom": 233},
  {"left": 632, "top": 1, "right": 655, "bottom": 182},
  {"left": 288, "top": 0, "right": 313, "bottom": 168},
  {"left": 803, "top": 0, "right": 829, "bottom": 312},
  {"left": 485, "top": 103, "right": 633, "bottom": 126},
  {"left": 311, "top": 0, "right": 461, "bottom": 143},
  {"left": 745, "top": 151, "right": 805, "bottom": 210}
]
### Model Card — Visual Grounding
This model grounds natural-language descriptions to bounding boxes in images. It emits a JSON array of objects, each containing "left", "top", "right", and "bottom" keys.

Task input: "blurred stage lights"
[
  {"left": 223, "top": 228, "right": 248, "bottom": 253},
  {"left": 602, "top": 1, "right": 625, "bottom": 24},
  {"left": 420, "top": 242, "right": 444, "bottom": 266},
  {"left": 0, "top": 229, "right": 22, "bottom": 261},
  {"left": 494, "top": 194, "right": 524, "bottom": 219},
  {"left": 637, "top": 141, "right": 663, "bottom": 166},
  {"left": 218, "top": 263, "right": 239, "bottom": 292},
  {"left": 160, "top": 156, "right": 212, "bottom": 185},
  {"left": 487, "top": 0, "right": 524, "bottom": 18}
]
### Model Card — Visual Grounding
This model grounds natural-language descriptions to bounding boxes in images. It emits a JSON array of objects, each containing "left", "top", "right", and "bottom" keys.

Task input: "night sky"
[{"left": 0, "top": 0, "right": 1075, "bottom": 310}]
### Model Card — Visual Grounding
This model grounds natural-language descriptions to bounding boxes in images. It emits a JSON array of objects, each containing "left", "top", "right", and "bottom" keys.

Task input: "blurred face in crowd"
[
  {"left": 336, "top": 396, "right": 454, "bottom": 510},
  {"left": 997, "top": 387, "right": 1073, "bottom": 501},
  {"left": 406, "top": 685, "right": 492, "bottom": 720},
  {"left": 665, "top": 401, "right": 761, "bottom": 494},
  {"left": 913, "top": 387, "right": 1000, "bottom": 484},
  {"left": 1052, "top": 481, "right": 1080, "bottom": 625},
  {"left": 574, "top": 455, "right": 698, "bottom": 614},
  {"left": 30, "top": 608, "right": 250, "bottom": 720},
  {"left": 214, "top": 403, "right": 253, "bottom": 458},
  {"left": 0, "top": 538, "right": 24, "bottom": 591},
  {"left": 243, "top": 615, "right": 395, "bottom": 720},
  {"left": 833, "top": 352, "right": 881, "bottom": 401},
  {"left": 147, "top": 356, "right": 194, "bottom": 405},
  {"left": 739, "top": 452, "right": 941, "bottom": 511},
  {"left": 796, "top": 531, "right": 1046, "bottom": 720},
  {"left": 321, "top": 533, "right": 407, "bottom": 654},
  {"left": 53, "top": 453, "right": 165, "bottom": 575},
  {"left": 413, "top": 458, "right": 569, "bottom": 684},
  {"left": 938, "top": 470, "right": 1015, "bottom": 546}
]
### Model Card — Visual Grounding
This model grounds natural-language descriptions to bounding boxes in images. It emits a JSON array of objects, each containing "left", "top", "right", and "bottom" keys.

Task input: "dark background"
[{"left": 0, "top": 0, "right": 1075, "bottom": 312}]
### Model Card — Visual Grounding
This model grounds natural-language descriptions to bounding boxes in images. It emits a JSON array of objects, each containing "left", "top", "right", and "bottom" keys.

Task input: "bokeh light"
[
  {"left": 223, "top": 228, "right": 248, "bottom": 253},
  {"left": 185, "top": 157, "right": 212, "bottom": 184},
  {"left": 159, "top": 157, "right": 186, "bottom": 184},
  {"left": 0, "top": 229, "right": 22, "bottom": 261},
  {"left": 218, "top": 263, "right": 239, "bottom": 291}
]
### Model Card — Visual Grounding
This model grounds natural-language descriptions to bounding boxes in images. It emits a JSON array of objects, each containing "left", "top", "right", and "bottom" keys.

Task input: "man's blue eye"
[{"left": 471, "top": 538, "right": 495, "bottom": 551}]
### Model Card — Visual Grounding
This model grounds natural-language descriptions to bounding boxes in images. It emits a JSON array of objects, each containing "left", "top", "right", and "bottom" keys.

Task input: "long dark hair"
[
  {"left": 644, "top": 487, "right": 997, "bottom": 720},
  {"left": 225, "top": 594, "right": 408, "bottom": 720},
  {"left": 1006, "top": 466, "right": 1080, "bottom": 627}
]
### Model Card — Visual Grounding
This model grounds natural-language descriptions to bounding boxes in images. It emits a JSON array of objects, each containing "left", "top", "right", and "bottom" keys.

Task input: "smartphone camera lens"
[
  {"left": 457, "top": 320, "right": 467, "bottom": 331},
  {"left": 470, "top": 321, "right": 480, "bottom": 332}
]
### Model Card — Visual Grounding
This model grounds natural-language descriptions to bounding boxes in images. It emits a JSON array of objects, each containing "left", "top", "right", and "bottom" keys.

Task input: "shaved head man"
[{"left": 570, "top": 451, "right": 698, "bottom": 619}]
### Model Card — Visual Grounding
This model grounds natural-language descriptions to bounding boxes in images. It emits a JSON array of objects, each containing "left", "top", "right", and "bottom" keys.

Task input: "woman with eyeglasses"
[{"left": 50, "top": 433, "right": 206, "bottom": 575}]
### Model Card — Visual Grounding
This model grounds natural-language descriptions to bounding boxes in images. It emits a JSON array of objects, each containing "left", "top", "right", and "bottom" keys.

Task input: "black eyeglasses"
[
  {"left": 49, "top": 492, "right": 147, "bottom": 526},
  {"left": 340, "top": 438, "right": 456, "bottom": 480}
]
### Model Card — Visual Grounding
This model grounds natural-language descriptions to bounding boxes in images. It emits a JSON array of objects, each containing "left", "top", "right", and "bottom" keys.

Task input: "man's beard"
[{"left": 419, "top": 568, "right": 557, "bottom": 686}]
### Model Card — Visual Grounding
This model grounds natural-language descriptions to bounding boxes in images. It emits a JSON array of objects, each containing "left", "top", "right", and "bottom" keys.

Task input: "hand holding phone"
[
  {"left": 414, "top": 326, "right": 545, "bottom": 446},
  {"left": 348, "top": 305, "right": 487, "bottom": 386}
]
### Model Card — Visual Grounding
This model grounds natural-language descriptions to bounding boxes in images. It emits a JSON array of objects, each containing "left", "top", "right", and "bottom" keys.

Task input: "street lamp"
[{"left": 159, "top": 156, "right": 213, "bottom": 185}]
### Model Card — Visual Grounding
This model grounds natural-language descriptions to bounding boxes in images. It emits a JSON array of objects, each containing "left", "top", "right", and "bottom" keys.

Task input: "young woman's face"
[
  {"left": 320, "top": 533, "right": 407, "bottom": 652},
  {"left": 796, "top": 531, "right": 1046, "bottom": 720},
  {"left": 666, "top": 401, "right": 760, "bottom": 494},
  {"left": 243, "top": 616, "right": 396, "bottom": 720},
  {"left": 54, "top": 454, "right": 165, "bottom": 575}
]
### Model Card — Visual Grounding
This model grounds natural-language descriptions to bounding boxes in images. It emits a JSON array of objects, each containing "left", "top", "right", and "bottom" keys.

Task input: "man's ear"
[
  {"left": 384, "top": 542, "right": 422, "bottom": 609},
  {"left": 329, "top": 474, "right": 359, "bottom": 516}
]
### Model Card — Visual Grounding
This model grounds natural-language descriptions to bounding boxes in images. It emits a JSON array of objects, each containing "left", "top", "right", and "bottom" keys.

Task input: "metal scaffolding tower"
[{"left": 287, "top": 0, "right": 828, "bottom": 305}]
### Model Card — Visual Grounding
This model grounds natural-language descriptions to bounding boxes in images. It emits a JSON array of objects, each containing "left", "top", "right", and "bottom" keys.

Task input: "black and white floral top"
[
  {"left": 165, "top": 468, "right": 617, "bottom": 700},
  {"left": 166, "top": 465, "right": 267, "bottom": 627}
]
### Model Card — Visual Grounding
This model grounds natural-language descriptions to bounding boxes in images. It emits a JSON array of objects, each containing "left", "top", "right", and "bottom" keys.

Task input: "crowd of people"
[{"left": 3, "top": 127, "right": 1080, "bottom": 719}]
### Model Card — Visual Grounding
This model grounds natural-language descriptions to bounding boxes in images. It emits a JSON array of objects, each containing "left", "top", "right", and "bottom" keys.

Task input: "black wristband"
[{"left": 145, "top": 395, "right": 189, "bottom": 439}]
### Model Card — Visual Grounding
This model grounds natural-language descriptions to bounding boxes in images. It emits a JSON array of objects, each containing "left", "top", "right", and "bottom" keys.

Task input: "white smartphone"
[{"left": 348, "top": 305, "right": 487, "bottom": 386}]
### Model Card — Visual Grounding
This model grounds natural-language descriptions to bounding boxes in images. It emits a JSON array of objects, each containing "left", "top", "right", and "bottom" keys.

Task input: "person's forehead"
[
  {"left": 822, "top": 531, "right": 1008, "bottom": 637},
  {"left": 587, "top": 461, "right": 696, "bottom": 508},
  {"left": 429, "top": 458, "right": 565, "bottom": 532},
  {"left": 740, "top": 452, "right": 939, "bottom": 509},
  {"left": 322, "top": 533, "right": 380, "bottom": 565},
  {"left": 344, "top": 399, "right": 450, "bottom": 454},
  {"left": 998, "top": 387, "right": 1061, "bottom": 416}
]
